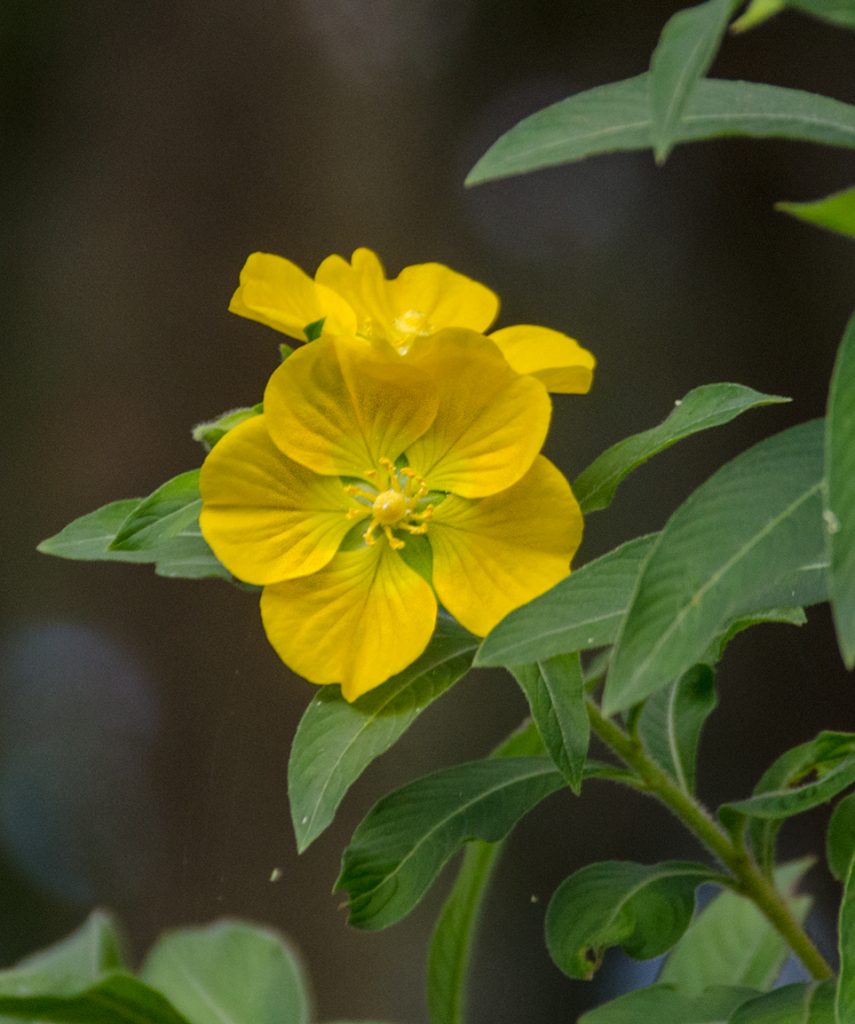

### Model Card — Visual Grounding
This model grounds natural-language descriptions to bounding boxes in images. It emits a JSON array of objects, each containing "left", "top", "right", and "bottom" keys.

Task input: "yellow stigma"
[{"left": 343, "top": 456, "right": 432, "bottom": 550}]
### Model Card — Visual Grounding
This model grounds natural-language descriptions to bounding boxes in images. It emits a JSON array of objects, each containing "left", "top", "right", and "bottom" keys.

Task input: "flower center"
[{"left": 343, "top": 457, "right": 433, "bottom": 551}]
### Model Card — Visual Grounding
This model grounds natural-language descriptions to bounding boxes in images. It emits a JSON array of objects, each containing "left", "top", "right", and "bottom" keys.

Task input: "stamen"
[
  {"left": 344, "top": 484, "right": 378, "bottom": 503},
  {"left": 383, "top": 525, "right": 405, "bottom": 550},
  {"left": 362, "top": 523, "right": 378, "bottom": 546},
  {"left": 399, "top": 522, "right": 428, "bottom": 535},
  {"left": 345, "top": 507, "right": 364, "bottom": 520}
]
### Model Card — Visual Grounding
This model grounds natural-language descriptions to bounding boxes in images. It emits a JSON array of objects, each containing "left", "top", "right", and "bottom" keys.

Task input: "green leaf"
[
  {"left": 827, "top": 792, "right": 855, "bottom": 881},
  {"left": 729, "top": 981, "right": 836, "bottom": 1023},
  {"left": 192, "top": 405, "right": 262, "bottom": 451},
  {"left": 466, "top": 76, "right": 855, "bottom": 185},
  {"left": 574, "top": 384, "right": 789, "bottom": 514},
  {"left": 111, "top": 470, "right": 201, "bottom": 552},
  {"left": 38, "top": 499, "right": 230, "bottom": 581},
  {"left": 637, "top": 664, "right": 717, "bottom": 795},
  {"left": 475, "top": 534, "right": 657, "bottom": 667},
  {"left": 838, "top": 854, "right": 855, "bottom": 1024},
  {"left": 288, "top": 617, "right": 478, "bottom": 852},
  {"left": 701, "top": 606, "right": 806, "bottom": 665},
  {"left": 731, "top": 0, "right": 785, "bottom": 31},
  {"left": 545, "top": 860, "right": 717, "bottom": 980},
  {"left": 826, "top": 312, "right": 855, "bottom": 668},
  {"left": 336, "top": 756, "right": 566, "bottom": 930},
  {"left": 0, "top": 910, "right": 125, "bottom": 995},
  {"left": 0, "top": 975, "right": 193, "bottom": 1024},
  {"left": 424, "top": 723, "right": 542, "bottom": 1024},
  {"left": 778, "top": 186, "right": 855, "bottom": 241},
  {"left": 511, "top": 653, "right": 589, "bottom": 794},
  {"left": 579, "top": 984, "right": 758, "bottom": 1024},
  {"left": 604, "top": 419, "right": 826, "bottom": 715},
  {"left": 649, "top": 0, "right": 737, "bottom": 163},
  {"left": 141, "top": 920, "right": 310, "bottom": 1024},
  {"left": 723, "top": 731, "right": 855, "bottom": 870},
  {"left": 658, "top": 859, "right": 812, "bottom": 994},
  {"left": 787, "top": 0, "right": 855, "bottom": 29}
]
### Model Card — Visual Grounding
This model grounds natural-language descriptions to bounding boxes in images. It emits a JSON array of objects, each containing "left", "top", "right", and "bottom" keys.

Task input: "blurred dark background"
[{"left": 2, "top": 1, "right": 854, "bottom": 1020}]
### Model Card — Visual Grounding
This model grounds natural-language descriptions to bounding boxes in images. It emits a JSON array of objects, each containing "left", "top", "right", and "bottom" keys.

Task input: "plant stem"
[{"left": 586, "top": 699, "right": 834, "bottom": 981}]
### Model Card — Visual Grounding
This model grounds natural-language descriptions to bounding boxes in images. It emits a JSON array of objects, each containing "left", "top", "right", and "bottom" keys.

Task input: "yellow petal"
[
  {"left": 264, "top": 334, "right": 439, "bottom": 478},
  {"left": 489, "top": 325, "right": 596, "bottom": 394},
  {"left": 229, "top": 252, "right": 357, "bottom": 340},
  {"left": 405, "top": 329, "right": 551, "bottom": 498},
  {"left": 316, "top": 248, "right": 499, "bottom": 341},
  {"left": 260, "top": 542, "right": 437, "bottom": 700},
  {"left": 199, "top": 415, "right": 358, "bottom": 585},
  {"left": 429, "top": 456, "right": 582, "bottom": 636}
]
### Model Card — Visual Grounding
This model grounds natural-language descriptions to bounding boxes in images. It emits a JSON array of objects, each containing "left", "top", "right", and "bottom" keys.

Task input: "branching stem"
[{"left": 585, "top": 698, "right": 833, "bottom": 981}]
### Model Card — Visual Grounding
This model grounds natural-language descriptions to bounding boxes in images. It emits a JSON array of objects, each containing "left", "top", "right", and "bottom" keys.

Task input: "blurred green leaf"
[
  {"left": 604, "top": 420, "right": 826, "bottom": 715},
  {"left": 336, "top": 756, "right": 566, "bottom": 930},
  {"left": 38, "top": 499, "right": 230, "bottom": 581},
  {"left": 649, "top": 0, "right": 737, "bottom": 163},
  {"left": 0, "top": 911, "right": 125, "bottom": 995},
  {"left": 778, "top": 186, "right": 855, "bottom": 240},
  {"left": 142, "top": 920, "right": 310, "bottom": 1024},
  {"left": 476, "top": 534, "right": 656, "bottom": 667},
  {"left": 827, "top": 792, "right": 855, "bottom": 881},
  {"left": 111, "top": 470, "right": 201, "bottom": 551},
  {"left": 637, "top": 664, "right": 717, "bottom": 795},
  {"left": 787, "top": 0, "right": 855, "bottom": 28},
  {"left": 512, "top": 653, "right": 589, "bottom": 794},
  {"left": 838, "top": 855, "right": 855, "bottom": 1023},
  {"left": 658, "top": 859, "right": 812, "bottom": 993},
  {"left": 0, "top": 975, "right": 192, "bottom": 1024},
  {"left": 731, "top": 0, "right": 786, "bottom": 31},
  {"left": 425, "top": 723, "right": 543, "bottom": 1024},
  {"left": 467, "top": 77, "right": 855, "bottom": 185},
  {"left": 192, "top": 405, "right": 262, "bottom": 451},
  {"left": 579, "top": 984, "right": 758, "bottom": 1023},
  {"left": 288, "top": 616, "right": 478, "bottom": 852},
  {"left": 723, "top": 731, "right": 855, "bottom": 870},
  {"left": 545, "top": 861, "right": 717, "bottom": 980},
  {"left": 729, "top": 981, "right": 836, "bottom": 1022},
  {"left": 574, "top": 384, "right": 788, "bottom": 514},
  {"left": 826, "top": 312, "right": 855, "bottom": 668}
]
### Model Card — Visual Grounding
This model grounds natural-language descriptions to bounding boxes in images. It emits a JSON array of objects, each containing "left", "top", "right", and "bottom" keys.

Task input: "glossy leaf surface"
[
  {"left": 574, "top": 384, "right": 787, "bottom": 514},
  {"left": 605, "top": 420, "right": 825, "bottom": 714},
  {"left": 467, "top": 77, "right": 855, "bottom": 184},
  {"left": 476, "top": 535, "right": 656, "bottom": 667},
  {"left": 545, "top": 860, "right": 716, "bottom": 980},
  {"left": 289, "top": 616, "right": 478, "bottom": 852}
]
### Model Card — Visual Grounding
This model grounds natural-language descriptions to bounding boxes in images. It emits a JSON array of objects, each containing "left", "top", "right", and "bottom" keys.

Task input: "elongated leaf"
[
  {"left": 37, "top": 499, "right": 230, "bottom": 581},
  {"left": 604, "top": 419, "right": 826, "bottom": 715},
  {"left": 826, "top": 312, "right": 855, "bottom": 667},
  {"left": 424, "top": 722, "right": 542, "bottom": 1024},
  {"left": 336, "top": 756, "right": 566, "bottom": 930},
  {"left": 142, "top": 920, "right": 309, "bottom": 1024},
  {"left": 827, "top": 792, "right": 855, "bottom": 881},
  {"left": 574, "top": 384, "right": 788, "bottom": 514},
  {"left": 476, "top": 534, "right": 656, "bottom": 667},
  {"left": 111, "top": 470, "right": 201, "bottom": 551},
  {"left": 545, "top": 860, "right": 716, "bottom": 980},
  {"left": 658, "top": 860, "right": 812, "bottom": 994},
  {"left": 730, "top": 981, "right": 836, "bottom": 1023},
  {"left": 638, "top": 665, "right": 717, "bottom": 795},
  {"left": 511, "top": 653, "right": 589, "bottom": 794},
  {"left": 731, "top": 0, "right": 785, "bottom": 31},
  {"left": 723, "top": 731, "right": 855, "bottom": 870},
  {"left": 788, "top": 0, "right": 855, "bottom": 28},
  {"left": 778, "top": 186, "right": 855, "bottom": 241},
  {"left": 289, "top": 617, "right": 478, "bottom": 852},
  {"left": 466, "top": 76, "right": 855, "bottom": 185},
  {"left": 0, "top": 974, "right": 192, "bottom": 1024},
  {"left": 0, "top": 910, "right": 125, "bottom": 995},
  {"left": 702, "top": 606, "right": 806, "bottom": 664},
  {"left": 649, "top": 0, "right": 736, "bottom": 163},
  {"left": 839, "top": 853, "right": 855, "bottom": 1024},
  {"left": 580, "top": 984, "right": 758, "bottom": 1024}
]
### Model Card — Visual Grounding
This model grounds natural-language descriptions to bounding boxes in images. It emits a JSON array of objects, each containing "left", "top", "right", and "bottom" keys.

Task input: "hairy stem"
[{"left": 586, "top": 699, "right": 833, "bottom": 981}]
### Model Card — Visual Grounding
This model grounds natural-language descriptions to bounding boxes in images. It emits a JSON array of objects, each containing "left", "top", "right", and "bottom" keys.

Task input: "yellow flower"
[
  {"left": 229, "top": 247, "right": 595, "bottom": 395},
  {"left": 199, "top": 329, "right": 583, "bottom": 700}
]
